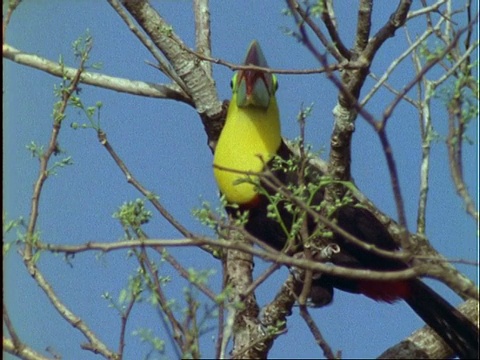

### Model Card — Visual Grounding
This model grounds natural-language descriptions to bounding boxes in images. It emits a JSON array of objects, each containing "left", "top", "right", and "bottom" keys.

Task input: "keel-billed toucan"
[{"left": 213, "top": 40, "right": 479, "bottom": 358}]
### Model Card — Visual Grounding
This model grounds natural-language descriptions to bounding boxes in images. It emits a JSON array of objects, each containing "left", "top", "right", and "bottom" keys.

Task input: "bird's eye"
[
  {"left": 230, "top": 73, "right": 237, "bottom": 89},
  {"left": 272, "top": 75, "right": 279, "bottom": 92}
]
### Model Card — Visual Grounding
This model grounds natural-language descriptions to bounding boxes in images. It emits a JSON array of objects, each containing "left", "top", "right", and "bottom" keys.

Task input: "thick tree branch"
[
  {"left": 363, "top": 0, "right": 412, "bottom": 63},
  {"left": 193, "top": 0, "right": 213, "bottom": 77},
  {"left": 117, "top": 0, "right": 225, "bottom": 151},
  {"left": 107, "top": 0, "right": 191, "bottom": 95},
  {"left": 353, "top": 0, "right": 373, "bottom": 54},
  {"left": 379, "top": 299, "right": 479, "bottom": 359},
  {"left": 121, "top": 0, "right": 221, "bottom": 118},
  {"left": 3, "top": 337, "right": 50, "bottom": 360},
  {"left": 225, "top": 232, "right": 262, "bottom": 359}
]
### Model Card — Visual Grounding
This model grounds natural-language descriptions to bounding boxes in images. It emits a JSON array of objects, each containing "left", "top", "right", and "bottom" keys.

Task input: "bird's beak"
[{"left": 235, "top": 40, "right": 275, "bottom": 109}]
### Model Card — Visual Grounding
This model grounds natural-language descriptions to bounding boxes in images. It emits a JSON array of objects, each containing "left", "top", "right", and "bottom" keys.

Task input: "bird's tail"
[{"left": 404, "top": 280, "right": 479, "bottom": 359}]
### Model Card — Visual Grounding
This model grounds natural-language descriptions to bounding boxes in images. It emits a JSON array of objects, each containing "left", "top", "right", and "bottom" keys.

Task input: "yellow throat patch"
[{"left": 213, "top": 93, "right": 281, "bottom": 204}]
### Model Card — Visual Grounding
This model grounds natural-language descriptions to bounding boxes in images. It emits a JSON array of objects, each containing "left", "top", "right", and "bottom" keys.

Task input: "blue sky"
[{"left": 3, "top": 1, "right": 478, "bottom": 359}]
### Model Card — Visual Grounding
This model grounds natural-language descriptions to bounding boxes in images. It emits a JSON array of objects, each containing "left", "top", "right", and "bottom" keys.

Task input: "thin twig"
[
  {"left": 19, "top": 42, "right": 118, "bottom": 359},
  {"left": 142, "top": 247, "right": 186, "bottom": 354},
  {"left": 320, "top": 0, "right": 351, "bottom": 59},
  {"left": 360, "top": 20, "right": 441, "bottom": 107},
  {"left": 154, "top": 247, "right": 218, "bottom": 301},
  {"left": 118, "top": 291, "right": 136, "bottom": 359},
  {"left": 215, "top": 265, "right": 227, "bottom": 359},
  {"left": 299, "top": 306, "right": 337, "bottom": 359},
  {"left": 107, "top": 0, "right": 191, "bottom": 97},
  {"left": 242, "top": 263, "right": 282, "bottom": 298},
  {"left": 287, "top": 0, "right": 343, "bottom": 61},
  {"left": 177, "top": 41, "right": 359, "bottom": 75},
  {"left": 97, "top": 130, "right": 196, "bottom": 240},
  {"left": 2, "top": 0, "right": 21, "bottom": 45},
  {"left": 447, "top": 96, "right": 478, "bottom": 221},
  {"left": 36, "top": 236, "right": 431, "bottom": 282},
  {"left": 366, "top": 72, "right": 418, "bottom": 107},
  {"left": 407, "top": 0, "right": 446, "bottom": 20},
  {"left": 3, "top": 303, "right": 22, "bottom": 351},
  {"left": 288, "top": 0, "right": 344, "bottom": 61},
  {"left": 381, "top": 17, "right": 477, "bottom": 126}
]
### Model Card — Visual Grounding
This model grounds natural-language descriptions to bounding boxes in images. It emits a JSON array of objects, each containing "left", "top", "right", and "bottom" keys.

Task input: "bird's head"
[{"left": 231, "top": 40, "right": 278, "bottom": 109}]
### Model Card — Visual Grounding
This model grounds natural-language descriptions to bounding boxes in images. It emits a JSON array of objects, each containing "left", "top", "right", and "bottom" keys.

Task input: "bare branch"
[
  {"left": 363, "top": 0, "right": 412, "bottom": 62},
  {"left": 3, "top": 337, "right": 50, "bottom": 360},
  {"left": 320, "top": 0, "right": 351, "bottom": 59},
  {"left": 97, "top": 130, "right": 197, "bottom": 241},
  {"left": 3, "top": 303, "right": 22, "bottom": 353},
  {"left": 447, "top": 94, "right": 479, "bottom": 222},
  {"left": 379, "top": 299, "right": 479, "bottom": 359},
  {"left": 416, "top": 80, "right": 434, "bottom": 235},
  {"left": 107, "top": 0, "right": 191, "bottom": 96},
  {"left": 3, "top": 44, "right": 193, "bottom": 104},
  {"left": 360, "top": 19, "right": 443, "bottom": 107},
  {"left": 2, "top": 0, "right": 21, "bottom": 45},
  {"left": 36, "top": 236, "right": 456, "bottom": 285},
  {"left": 353, "top": 0, "right": 373, "bottom": 54},
  {"left": 117, "top": 290, "right": 136, "bottom": 359},
  {"left": 27, "top": 264, "right": 118, "bottom": 359},
  {"left": 407, "top": 0, "right": 447, "bottom": 20},
  {"left": 242, "top": 264, "right": 282, "bottom": 299},
  {"left": 193, "top": 0, "right": 213, "bottom": 77},
  {"left": 215, "top": 269, "right": 226, "bottom": 359},
  {"left": 286, "top": 0, "right": 344, "bottom": 62},
  {"left": 226, "top": 231, "right": 262, "bottom": 359},
  {"left": 11, "top": 40, "right": 119, "bottom": 360},
  {"left": 299, "top": 306, "right": 336, "bottom": 359},
  {"left": 121, "top": 0, "right": 221, "bottom": 117},
  {"left": 381, "top": 17, "right": 477, "bottom": 126},
  {"left": 174, "top": 39, "right": 369, "bottom": 76}
]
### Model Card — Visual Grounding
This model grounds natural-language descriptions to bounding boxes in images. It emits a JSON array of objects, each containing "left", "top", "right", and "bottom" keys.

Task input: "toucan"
[{"left": 213, "top": 40, "right": 479, "bottom": 358}]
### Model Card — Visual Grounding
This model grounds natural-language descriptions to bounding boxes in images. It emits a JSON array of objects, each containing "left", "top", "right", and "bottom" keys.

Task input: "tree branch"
[
  {"left": 299, "top": 306, "right": 336, "bottom": 359},
  {"left": 225, "top": 231, "right": 262, "bottom": 359},
  {"left": 18, "top": 43, "right": 118, "bottom": 360},
  {"left": 107, "top": 0, "right": 191, "bottom": 95},
  {"left": 3, "top": 337, "right": 50, "bottom": 360},
  {"left": 320, "top": 0, "right": 351, "bottom": 60},
  {"left": 193, "top": 0, "right": 213, "bottom": 77},
  {"left": 353, "top": 0, "right": 373, "bottom": 54},
  {"left": 36, "top": 236, "right": 475, "bottom": 287},
  {"left": 3, "top": 44, "right": 192, "bottom": 104},
  {"left": 379, "top": 299, "right": 479, "bottom": 359},
  {"left": 121, "top": 0, "right": 221, "bottom": 118}
]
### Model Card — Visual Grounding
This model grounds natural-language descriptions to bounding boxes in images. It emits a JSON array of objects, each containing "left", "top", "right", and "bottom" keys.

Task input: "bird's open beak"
[{"left": 235, "top": 40, "right": 275, "bottom": 109}]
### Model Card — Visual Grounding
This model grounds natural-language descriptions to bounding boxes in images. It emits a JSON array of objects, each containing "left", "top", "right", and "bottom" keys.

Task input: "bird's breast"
[{"left": 213, "top": 101, "right": 281, "bottom": 204}]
